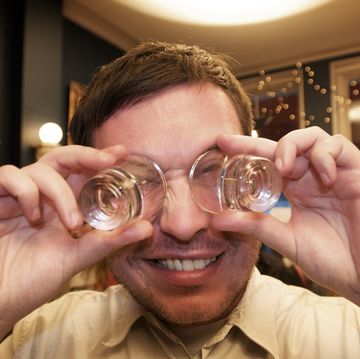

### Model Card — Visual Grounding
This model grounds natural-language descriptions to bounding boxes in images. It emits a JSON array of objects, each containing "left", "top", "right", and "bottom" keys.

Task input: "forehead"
[{"left": 94, "top": 83, "right": 243, "bottom": 168}]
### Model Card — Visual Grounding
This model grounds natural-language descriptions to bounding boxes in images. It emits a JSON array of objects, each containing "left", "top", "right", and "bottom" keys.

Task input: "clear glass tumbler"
[
  {"left": 189, "top": 148, "right": 282, "bottom": 213},
  {"left": 79, "top": 154, "right": 167, "bottom": 230}
]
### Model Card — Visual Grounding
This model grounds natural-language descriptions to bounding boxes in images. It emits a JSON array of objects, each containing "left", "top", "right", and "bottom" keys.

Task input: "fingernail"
[
  {"left": 320, "top": 172, "right": 331, "bottom": 185},
  {"left": 99, "top": 152, "right": 114, "bottom": 162},
  {"left": 70, "top": 211, "right": 83, "bottom": 229},
  {"left": 275, "top": 157, "right": 283, "bottom": 171},
  {"left": 31, "top": 207, "right": 41, "bottom": 221}
]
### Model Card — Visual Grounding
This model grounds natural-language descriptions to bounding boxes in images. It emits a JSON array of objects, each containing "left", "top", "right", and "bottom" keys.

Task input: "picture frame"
[{"left": 67, "top": 81, "right": 86, "bottom": 143}]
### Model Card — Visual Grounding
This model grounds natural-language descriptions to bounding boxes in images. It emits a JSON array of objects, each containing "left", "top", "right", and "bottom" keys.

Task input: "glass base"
[{"left": 79, "top": 168, "right": 142, "bottom": 231}]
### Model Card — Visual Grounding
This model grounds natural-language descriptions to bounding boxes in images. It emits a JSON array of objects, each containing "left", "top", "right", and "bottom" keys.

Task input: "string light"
[{"left": 251, "top": 61, "right": 359, "bottom": 129}]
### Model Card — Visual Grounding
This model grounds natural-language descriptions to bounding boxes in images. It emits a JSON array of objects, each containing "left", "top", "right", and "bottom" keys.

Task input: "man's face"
[{"left": 94, "top": 83, "right": 259, "bottom": 326}]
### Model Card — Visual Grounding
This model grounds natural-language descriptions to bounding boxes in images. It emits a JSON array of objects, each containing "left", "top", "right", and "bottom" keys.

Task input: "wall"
[
  {"left": 0, "top": 1, "right": 24, "bottom": 166},
  {"left": 0, "top": 1, "right": 124, "bottom": 166},
  {"left": 62, "top": 19, "right": 124, "bottom": 134},
  {"left": 21, "top": 0, "right": 63, "bottom": 166}
]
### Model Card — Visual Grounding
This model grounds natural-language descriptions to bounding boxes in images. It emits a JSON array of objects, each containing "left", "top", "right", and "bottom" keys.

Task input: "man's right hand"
[{"left": 0, "top": 145, "right": 153, "bottom": 339}]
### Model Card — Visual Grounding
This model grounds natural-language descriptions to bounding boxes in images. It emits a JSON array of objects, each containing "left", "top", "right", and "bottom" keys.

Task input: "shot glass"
[
  {"left": 79, "top": 154, "right": 167, "bottom": 230},
  {"left": 189, "top": 148, "right": 282, "bottom": 213}
]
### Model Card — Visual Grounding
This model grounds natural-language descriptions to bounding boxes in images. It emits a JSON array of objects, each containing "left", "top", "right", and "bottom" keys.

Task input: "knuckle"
[
  {"left": 308, "top": 125, "right": 324, "bottom": 133},
  {"left": 332, "top": 133, "right": 347, "bottom": 143},
  {"left": 24, "top": 161, "right": 51, "bottom": 174},
  {"left": 305, "top": 126, "right": 328, "bottom": 137},
  {"left": 0, "top": 164, "right": 18, "bottom": 177}
]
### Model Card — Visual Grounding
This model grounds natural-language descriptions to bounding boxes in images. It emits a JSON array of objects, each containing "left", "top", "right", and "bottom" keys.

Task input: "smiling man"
[
  {"left": 1, "top": 42, "right": 360, "bottom": 358},
  {"left": 94, "top": 83, "right": 259, "bottom": 328}
]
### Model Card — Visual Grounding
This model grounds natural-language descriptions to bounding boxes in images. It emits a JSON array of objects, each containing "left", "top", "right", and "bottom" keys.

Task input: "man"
[{"left": 1, "top": 41, "right": 360, "bottom": 358}]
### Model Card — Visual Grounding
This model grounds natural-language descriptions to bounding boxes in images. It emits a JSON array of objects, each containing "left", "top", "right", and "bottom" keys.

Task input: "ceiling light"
[{"left": 119, "top": 0, "right": 332, "bottom": 25}]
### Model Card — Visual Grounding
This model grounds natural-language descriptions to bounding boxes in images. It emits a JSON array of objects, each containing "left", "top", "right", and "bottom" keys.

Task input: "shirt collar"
[
  {"left": 101, "top": 268, "right": 279, "bottom": 357},
  {"left": 100, "top": 286, "right": 149, "bottom": 347},
  {"left": 227, "top": 268, "right": 279, "bottom": 357}
]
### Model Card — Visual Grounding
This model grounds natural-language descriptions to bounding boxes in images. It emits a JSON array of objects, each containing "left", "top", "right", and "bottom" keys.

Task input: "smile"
[{"left": 154, "top": 257, "right": 217, "bottom": 271}]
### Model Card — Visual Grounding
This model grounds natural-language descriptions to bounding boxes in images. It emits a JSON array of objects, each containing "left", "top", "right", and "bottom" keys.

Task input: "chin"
[
  {"left": 157, "top": 300, "right": 237, "bottom": 327},
  {"left": 163, "top": 283, "right": 247, "bottom": 326},
  {"left": 120, "top": 277, "right": 249, "bottom": 327}
]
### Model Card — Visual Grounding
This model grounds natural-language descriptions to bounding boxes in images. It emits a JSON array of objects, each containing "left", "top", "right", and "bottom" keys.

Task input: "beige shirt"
[{"left": 1, "top": 268, "right": 360, "bottom": 358}]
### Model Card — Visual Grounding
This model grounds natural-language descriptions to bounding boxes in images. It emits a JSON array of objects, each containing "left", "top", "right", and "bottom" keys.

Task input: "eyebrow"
[
  {"left": 193, "top": 144, "right": 220, "bottom": 160},
  {"left": 167, "top": 144, "right": 221, "bottom": 173}
]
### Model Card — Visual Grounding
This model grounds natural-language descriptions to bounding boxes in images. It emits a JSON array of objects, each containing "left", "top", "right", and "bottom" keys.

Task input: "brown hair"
[{"left": 69, "top": 41, "right": 253, "bottom": 145}]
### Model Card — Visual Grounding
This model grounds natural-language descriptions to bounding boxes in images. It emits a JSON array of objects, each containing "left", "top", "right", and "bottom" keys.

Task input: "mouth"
[{"left": 153, "top": 255, "right": 220, "bottom": 271}]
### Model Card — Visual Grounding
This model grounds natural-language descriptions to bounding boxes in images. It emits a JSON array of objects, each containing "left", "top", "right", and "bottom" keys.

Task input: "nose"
[{"left": 160, "top": 176, "right": 211, "bottom": 241}]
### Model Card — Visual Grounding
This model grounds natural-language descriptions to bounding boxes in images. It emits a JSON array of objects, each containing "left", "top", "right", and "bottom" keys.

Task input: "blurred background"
[{"left": 1, "top": 0, "right": 360, "bottom": 166}]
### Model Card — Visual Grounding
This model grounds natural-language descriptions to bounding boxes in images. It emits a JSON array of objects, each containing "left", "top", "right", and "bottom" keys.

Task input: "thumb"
[
  {"left": 211, "top": 210, "right": 295, "bottom": 259},
  {"left": 70, "top": 220, "right": 153, "bottom": 273}
]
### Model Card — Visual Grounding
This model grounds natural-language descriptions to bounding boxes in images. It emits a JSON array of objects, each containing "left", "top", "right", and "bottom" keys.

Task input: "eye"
[
  {"left": 198, "top": 161, "right": 222, "bottom": 176},
  {"left": 190, "top": 148, "right": 223, "bottom": 177},
  {"left": 189, "top": 149, "right": 226, "bottom": 214},
  {"left": 191, "top": 160, "right": 223, "bottom": 191}
]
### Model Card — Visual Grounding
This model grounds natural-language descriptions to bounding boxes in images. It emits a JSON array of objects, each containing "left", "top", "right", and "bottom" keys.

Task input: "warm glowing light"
[
  {"left": 38, "top": 122, "right": 63, "bottom": 145},
  {"left": 119, "top": 0, "right": 331, "bottom": 25},
  {"left": 349, "top": 104, "right": 360, "bottom": 123}
]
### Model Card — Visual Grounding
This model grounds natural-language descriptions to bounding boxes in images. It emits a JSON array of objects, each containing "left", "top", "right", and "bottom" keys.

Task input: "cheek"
[
  {"left": 107, "top": 254, "right": 127, "bottom": 281},
  {"left": 106, "top": 244, "right": 144, "bottom": 283},
  {"left": 226, "top": 234, "right": 260, "bottom": 271}
]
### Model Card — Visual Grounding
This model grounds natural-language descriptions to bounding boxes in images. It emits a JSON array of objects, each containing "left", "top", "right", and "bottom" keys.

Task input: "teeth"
[
  {"left": 156, "top": 257, "right": 217, "bottom": 271},
  {"left": 166, "top": 259, "right": 175, "bottom": 270},
  {"left": 182, "top": 259, "right": 194, "bottom": 271}
]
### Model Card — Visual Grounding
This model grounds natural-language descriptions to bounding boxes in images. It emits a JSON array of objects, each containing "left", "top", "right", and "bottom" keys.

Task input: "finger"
[
  {"left": 72, "top": 220, "right": 154, "bottom": 271},
  {"left": 217, "top": 134, "right": 277, "bottom": 160},
  {"left": 274, "top": 127, "right": 330, "bottom": 175},
  {"left": 309, "top": 136, "right": 341, "bottom": 185},
  {"left": 0, "top": 165, "right": 40, "bottom": 221},
  {"left": 310, "top": 134, "right": 360, "bottom": 186},
  {"left": 0, "top": 196, "right": 22, "bottom": 219},
  {"left": 218, "top": 134, "right": 312, "bottom": 180},
  {"left": 101, "top": 144, "right": 127, "bottom": 157},
  {"left": 23, "top": 163, "right": 82, "bottom": 229},
  {"left": 39, "top": 144, "right": 127, "bottom": 178},
  {"left": 211, "top": 210, "right": 296, "bottom": 260},
  {"left": 281, "top": 156, "right": 310, "bottom": 180}
]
